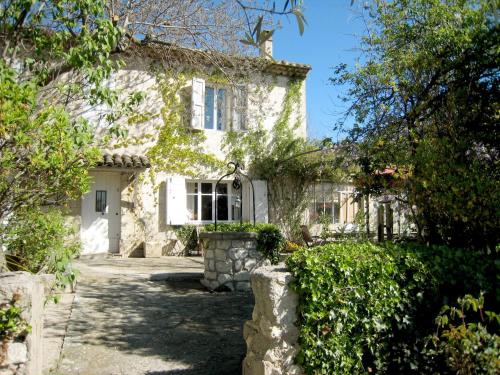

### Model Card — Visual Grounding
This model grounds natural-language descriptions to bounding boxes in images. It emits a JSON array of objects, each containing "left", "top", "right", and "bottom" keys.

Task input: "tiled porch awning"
[{"left": 96, "top": 153, "right": 151, "bottom": 169}]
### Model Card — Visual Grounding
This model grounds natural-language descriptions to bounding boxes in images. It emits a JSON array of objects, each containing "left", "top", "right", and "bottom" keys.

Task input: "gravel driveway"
[{"left": 52, "top": 257, "right": 254, "bottom": 375}]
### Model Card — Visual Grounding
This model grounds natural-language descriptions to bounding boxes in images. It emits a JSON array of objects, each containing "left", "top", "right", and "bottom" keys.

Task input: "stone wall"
[
  {"left": 0, "top": 272, "right": 44, "bottom": 375},
  {"left": 242, "top": 265, "right": 303, "bottom": 375},
  {"left": 200, "top": 232, "right": 269, "bottom": 291}
]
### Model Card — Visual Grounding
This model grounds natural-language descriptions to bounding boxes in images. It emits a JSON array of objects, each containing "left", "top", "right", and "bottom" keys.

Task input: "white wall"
[{"left": 69, "top": 56, "right": 308, "bottom": 168}]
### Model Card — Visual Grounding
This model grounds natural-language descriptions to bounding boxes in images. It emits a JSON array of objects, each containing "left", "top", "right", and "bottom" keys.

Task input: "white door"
[{"left": 81, "top": 172, "right": 121, "bottom": 254}]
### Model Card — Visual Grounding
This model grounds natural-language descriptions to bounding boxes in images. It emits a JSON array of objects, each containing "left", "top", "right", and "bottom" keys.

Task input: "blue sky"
[{"left": 273, "top": 1, "right": 366, "bottom": 141}]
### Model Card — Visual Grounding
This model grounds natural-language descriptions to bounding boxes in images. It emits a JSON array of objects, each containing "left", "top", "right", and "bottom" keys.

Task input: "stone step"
[{"left": 149, "top": 272, "right": 203, "bottom": 281}]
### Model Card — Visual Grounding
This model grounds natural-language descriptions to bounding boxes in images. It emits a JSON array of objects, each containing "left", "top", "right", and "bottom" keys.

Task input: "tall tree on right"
[{"left": 332, "top": 0, "right": 499, "bottom": 249}]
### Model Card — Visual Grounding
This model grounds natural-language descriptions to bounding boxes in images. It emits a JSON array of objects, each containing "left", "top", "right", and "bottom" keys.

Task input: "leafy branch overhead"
[{"left": 238, "top": 0, "right": 307, "bottom": 49}]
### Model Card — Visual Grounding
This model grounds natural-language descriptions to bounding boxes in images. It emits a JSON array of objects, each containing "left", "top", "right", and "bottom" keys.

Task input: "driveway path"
[{"left": 52, "top": 257, "right": 254, "bottom": 375}]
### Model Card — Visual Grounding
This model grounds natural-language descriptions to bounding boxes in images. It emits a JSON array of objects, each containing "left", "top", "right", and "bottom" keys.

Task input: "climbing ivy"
[
  {"left": 223, "top": 79, "right": 348, "bottom": 241},
  {"left": 146, "top": 71, "right": 223, "bottom": 178}
]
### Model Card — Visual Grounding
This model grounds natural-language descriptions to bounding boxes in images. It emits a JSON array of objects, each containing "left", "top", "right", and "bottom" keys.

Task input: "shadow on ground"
[{"left": 59, "top": 275, "right": 253, "bottom": 375}]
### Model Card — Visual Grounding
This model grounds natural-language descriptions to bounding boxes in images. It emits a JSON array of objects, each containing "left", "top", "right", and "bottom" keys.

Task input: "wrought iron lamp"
[{"left": 214, "top": 162, "right": 255, "bottom": 231}]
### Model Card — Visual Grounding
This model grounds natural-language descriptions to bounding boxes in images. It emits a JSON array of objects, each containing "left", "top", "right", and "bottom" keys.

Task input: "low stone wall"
[
  {"left": 242, "top": 265, "right": 303, "bottom": 375},
  {"left": 200, "top": 232, "right": 269, "bottom": 291},
  {"left": 0, "top": 272, "right": 44, "bottom": 375}
]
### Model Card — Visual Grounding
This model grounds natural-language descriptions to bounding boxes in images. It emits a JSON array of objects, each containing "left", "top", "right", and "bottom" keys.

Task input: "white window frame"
[
  {"left": 204, "top": 85, "right": 228, "bottom": 131},
  {"left": 186, "top": 181, "right": 242, "bottom": 224},
  {"left": 309, "top": 183, "right": 358, "bottom": 225}
]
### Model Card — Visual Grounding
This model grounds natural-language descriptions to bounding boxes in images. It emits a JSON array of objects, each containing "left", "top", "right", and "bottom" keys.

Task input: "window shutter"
[
  {"left": 191, "top": 78, "right": 205, "bottom": 129},
  {"left": 166, "top": 176, "right": 187, "bottom": 225},
  {"left": 253, "top": 180, "right": 268, "bottom": 223},
  {"left": 232, "top": 85, "right": 247, "bottom": 130}
]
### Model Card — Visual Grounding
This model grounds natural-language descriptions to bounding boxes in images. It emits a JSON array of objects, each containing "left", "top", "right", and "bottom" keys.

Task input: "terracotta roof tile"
[
  {"left": 96, "top": 153, "right": 151, "bottom": 169},
  {"left": 124, "top": 42, "right": 311, "bottom": 78}
]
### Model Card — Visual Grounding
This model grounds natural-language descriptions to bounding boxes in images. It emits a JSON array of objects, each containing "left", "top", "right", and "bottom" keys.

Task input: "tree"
[{"left": 332, "top": 0, "right": 499, "bottom": 249}]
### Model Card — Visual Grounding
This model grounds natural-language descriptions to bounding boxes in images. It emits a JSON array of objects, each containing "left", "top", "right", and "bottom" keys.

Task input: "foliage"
[
  {"left": 203, "top": 222, "right": 285, "bottom": 264},
  {"left": 0, "top": 295, "right": 31, "bottom": 363},
  {"left": 332, "top": 0, "right": 499, "bottom": 249},
  {"left": 0, "top": 62, "right": 99, "bottom": 223},
  {"left": 425, "top": 294, "right": 500, "bottom": 375},
  {"left": 142, "top": 71, "right": 223, "bottom": 178},
  {"left": 0, "top": 0, "right": 122, "bottom": 109},
  {"left": 284, "top": 241, "right": 302, "bottom": 253},
  {"left": 3, "top": 207, "right": 80, "bottom": 289},
  {"left": 0, "top": 295, "right": 31, "bottom": 342},
  {"left": 286, "top": 241, "right": 499, "bottom": 374},
  {"left": 174, "top": 225, "right": 199, "bottom": 254},
  {"left": 254, "top": 224, "right": 285, "bottom": 264},
  {"left": 224, "top": 80, "right": 348, "bottom": 241}
]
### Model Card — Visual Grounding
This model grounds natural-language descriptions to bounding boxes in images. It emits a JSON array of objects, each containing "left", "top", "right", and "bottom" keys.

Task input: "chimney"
[{"left": 259, "top": 31, "right": 273, "bottom": 59}]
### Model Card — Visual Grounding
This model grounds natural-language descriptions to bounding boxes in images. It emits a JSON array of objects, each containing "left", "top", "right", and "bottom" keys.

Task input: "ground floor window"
[
  {"left": 186, "top": 181, "right": 242, "bottom": 223},
  {"left": 309, "top": 183, "right": 359, "bottom": 225}
]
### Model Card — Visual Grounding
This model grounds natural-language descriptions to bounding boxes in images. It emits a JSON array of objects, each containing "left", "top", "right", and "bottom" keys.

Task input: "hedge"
[
  {"left": 203, "top": 223, "right": 284, "bottom": 264},
  {"left": 286, "top": 242, "right": 498, "bottom": 374}
]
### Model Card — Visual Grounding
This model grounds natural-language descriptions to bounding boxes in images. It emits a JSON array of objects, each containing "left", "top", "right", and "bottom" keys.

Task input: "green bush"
[
  {"left": 174, "top": 225, "right": 199, "bottom": 254},
  {"left": 203, "top": 222, "right": 285, "bottom": 264},
  {"left": 424, "top": 293, "right": 499, "bottom": 375},
  {"left": 3, "top": 207, "right": 80, "bottom": 289},
  {"left": 286, "top": 242, "right": 499, "bottom": 374},
  {"left": 0, "top": 295, "right": 31, "bottom": 342}
]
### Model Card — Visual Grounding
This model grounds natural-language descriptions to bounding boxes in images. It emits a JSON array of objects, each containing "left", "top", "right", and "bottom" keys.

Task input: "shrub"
[
  {"left": 203, "top": 222, "right": 285, "bottom": 264},
  {"left": 286, "top": 242, "right": 499, "bottom": 374},
  {"left": 284, "top": 241, "right": 302, "bottom": 253},
  {"left": 174, "top": 225, "right": 199, "bottom": 254},
  {"left": 0, "top": 295, "right": 31, "bottom": 342},
  {"left": 425, "top": 294, "right": 499, "bottom": 374},
  {"left": 3, "top": 207, "right": 80, "bottom": 289}
]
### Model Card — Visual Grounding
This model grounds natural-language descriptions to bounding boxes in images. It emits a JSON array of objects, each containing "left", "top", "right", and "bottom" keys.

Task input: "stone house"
[{"left": 67, "top": 40, "right": 370, "bottom": 257}]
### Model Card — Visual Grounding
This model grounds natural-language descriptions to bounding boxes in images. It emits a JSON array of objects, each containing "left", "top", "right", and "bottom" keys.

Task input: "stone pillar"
[
  {"left": 242, "top": 265, "right": 303, "bottom": 375},
  {"left": 200, "top": 232, "right": 269, "bottom": 291},
  {"left": 0, "top": 272, "right": 44, "bottom": 375}
]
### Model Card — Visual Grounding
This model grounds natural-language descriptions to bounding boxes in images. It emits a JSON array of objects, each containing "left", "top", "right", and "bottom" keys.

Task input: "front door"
[{"left": 81, "top": 172, "right": 121, "bottom": 254}]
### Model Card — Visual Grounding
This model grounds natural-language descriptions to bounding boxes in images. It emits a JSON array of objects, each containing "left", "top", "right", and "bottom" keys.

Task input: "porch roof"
[{"left": 95, "top": 153, "right": 151, "bottom": 169}]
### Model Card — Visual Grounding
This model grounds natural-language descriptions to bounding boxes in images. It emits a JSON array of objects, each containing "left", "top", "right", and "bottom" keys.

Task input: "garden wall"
[
  {"left": 200, "top": 232, "right": 269, "bottom": 291},
  {"left": 0, "top": 272, "right": 44, "bottom": 375},
  {"left": 242, "top": 265, "right": 303, "bottom": 375}
]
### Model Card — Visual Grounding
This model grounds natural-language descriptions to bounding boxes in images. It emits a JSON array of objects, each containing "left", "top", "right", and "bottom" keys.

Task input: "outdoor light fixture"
[{"left": 234, "top": 196, "right": 242, "bottom": 208}]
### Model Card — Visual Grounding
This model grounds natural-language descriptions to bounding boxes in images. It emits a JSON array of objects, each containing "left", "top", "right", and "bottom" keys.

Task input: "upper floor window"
[
  {"left": 204, "top": 86, "right": 227, "bottom": 130},
  {"left": 191, "top": 78, "right": 247, "bottom": 132}
]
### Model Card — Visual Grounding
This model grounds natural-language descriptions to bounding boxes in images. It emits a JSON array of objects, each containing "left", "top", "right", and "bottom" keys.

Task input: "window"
[
  {"left": 309, "top": 183, "right": 357, "bottom": 225},
  {"left": 186, "top": 181, "right": 242, "bottom": 223},
  {"left": 204, "top": 86, "right": 227, "bottom": 130},
  {"left": 95, "top": 190, "right": 107, "bottom": 213}
]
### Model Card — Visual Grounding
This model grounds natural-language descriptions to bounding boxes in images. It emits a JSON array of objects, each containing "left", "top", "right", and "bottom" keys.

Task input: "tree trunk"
[
  {"left": 386, "top": 204, "right": 393, "bottom": 241},
  {"left": 0, "top": 247, "right": 7, "bottom": 272},
  {"left": 377, "top": 205, "right": 385, "bottom": 242},
  {"left": 365, "top": 194, "right": 370, "bottom": 238}
]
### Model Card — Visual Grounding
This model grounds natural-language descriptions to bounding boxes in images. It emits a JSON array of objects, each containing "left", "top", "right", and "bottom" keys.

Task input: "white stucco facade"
[{"left": 69, "top": 47, "right": 311, "bottom": 256}]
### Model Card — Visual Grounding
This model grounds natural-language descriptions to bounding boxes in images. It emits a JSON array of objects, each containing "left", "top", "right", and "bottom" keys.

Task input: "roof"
[
  {"left": 123, "top": 41, "right": 311, "bottom": 79},
  {"left": 95, "top": 153, "right": 151, "bottom": 169}
]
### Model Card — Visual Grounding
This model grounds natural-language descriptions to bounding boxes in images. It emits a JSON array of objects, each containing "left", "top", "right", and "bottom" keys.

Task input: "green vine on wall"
[
  {"left": 0, "top": 294, "right": 31, "bottom": 362},
  {"left": 223, "top": 78, "right": 347, "bottom": 241}
]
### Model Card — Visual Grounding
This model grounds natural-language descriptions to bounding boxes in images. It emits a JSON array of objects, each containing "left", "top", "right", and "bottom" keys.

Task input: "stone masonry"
[
  {"left": 242, "top": 265, "right": 303, "bottom": 375},
  {"left": 200, "top": 232, "right": 270, "bottom": 291},
  {"left": 0, "top": 272, "right": 44, "bottom": 375}
]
